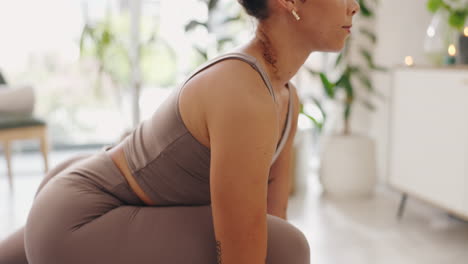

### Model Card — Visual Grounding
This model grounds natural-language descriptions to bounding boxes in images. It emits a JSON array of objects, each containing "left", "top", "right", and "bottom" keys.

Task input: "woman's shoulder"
[{"left": 184, "top": 56, "right": 275, "bottom": 109}]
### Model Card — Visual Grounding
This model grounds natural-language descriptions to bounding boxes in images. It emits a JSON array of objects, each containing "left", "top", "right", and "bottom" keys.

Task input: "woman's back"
[{"left": 119, "top": 51, "right": 294, "bottom": 206}]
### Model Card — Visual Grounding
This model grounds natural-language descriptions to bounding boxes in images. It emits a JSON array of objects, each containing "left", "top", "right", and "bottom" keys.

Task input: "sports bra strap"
[
  {"left": 176, "top": 51, "right": 294, "bottom": 164},
  {"left": 179, "top": 52, "right": 278, "bottom": 103}
]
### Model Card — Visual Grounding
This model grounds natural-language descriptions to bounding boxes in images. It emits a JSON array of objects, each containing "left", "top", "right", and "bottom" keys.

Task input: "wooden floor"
[{"left": 1, "top": 148, "right": 467, "bottom": 264}]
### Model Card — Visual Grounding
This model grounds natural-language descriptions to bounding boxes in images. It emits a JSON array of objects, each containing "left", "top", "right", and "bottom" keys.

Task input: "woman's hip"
[
  {"left": 23, "top": 150, "right": 309, "bottom": 263},
  {"left": 25, "top": 195, "right": 309, "bottom": 264}
]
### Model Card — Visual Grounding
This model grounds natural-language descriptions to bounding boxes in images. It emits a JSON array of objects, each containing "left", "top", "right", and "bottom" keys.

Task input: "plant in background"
[
  {"left": 79, "top": 10, "right": 177, "bottom": 106},
  {"left": 184, "top": 0, "right": 247, "bottom": 63},
  {"left": 301, "top": 0, "right": 388, "bottom": 136},
  {"left": 79, "top": 17, "right": 121, "bottom": 100},
  {"left": 305, "top": 0, "right": 388, "bottom": 197},
  {"left": 0, "top": 71, "right": 7, "bottom": 85},
  {"left": 427, "top": 0, "right": 468, "bottom": 31}
]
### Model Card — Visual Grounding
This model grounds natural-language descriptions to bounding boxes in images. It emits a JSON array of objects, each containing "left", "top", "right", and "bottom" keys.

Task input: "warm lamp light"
[
  {"left": 443, "top": 44, "right": 456, "bottom": 65},
  {"left": 404, "top": 56, "right": 414, "bottom": 66},
  {"left": 464, "top": 26, "right": 468, "bottom": 37},
  {"left": 448, "top": 44, "right": 456, "bottom": 56}
]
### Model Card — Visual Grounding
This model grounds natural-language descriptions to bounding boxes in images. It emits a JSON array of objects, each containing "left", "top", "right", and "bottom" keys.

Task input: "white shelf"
[{"left": 388, "top": 67, "right": 468, "bottom": 219}]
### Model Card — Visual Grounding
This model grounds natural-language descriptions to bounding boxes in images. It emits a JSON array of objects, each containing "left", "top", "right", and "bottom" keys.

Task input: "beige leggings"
[{"left": 0, "top": 150, "right": 310, "bottom": 264}]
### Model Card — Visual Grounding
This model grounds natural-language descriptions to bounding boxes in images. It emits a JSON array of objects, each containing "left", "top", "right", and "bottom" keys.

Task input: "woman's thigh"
[
  {"left": 0, "top": 154, "right": 94, "bottom": 264},
  {"left": 25, "top": 174, "right": 309, "bottom": 264}
]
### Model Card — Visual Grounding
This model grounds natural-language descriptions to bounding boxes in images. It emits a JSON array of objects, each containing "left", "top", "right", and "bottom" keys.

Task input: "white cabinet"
[{"left": 388, "top": 66, "right": 468, "bottom": 219}]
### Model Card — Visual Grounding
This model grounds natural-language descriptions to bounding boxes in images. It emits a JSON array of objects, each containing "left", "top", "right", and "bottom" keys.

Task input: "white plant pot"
[{"left": 319, "top": 133, "right": 377, "bottom": 198}]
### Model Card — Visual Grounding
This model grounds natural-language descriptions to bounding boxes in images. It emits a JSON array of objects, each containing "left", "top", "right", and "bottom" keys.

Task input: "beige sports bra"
[{"left": 120, "top": 51, "right": 294, "bottom": 206}]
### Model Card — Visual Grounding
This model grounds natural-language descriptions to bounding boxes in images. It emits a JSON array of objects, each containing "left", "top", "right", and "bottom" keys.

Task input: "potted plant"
[
  {"left": 300, "top": 0, "right": 388, "bottom": 198},
  {"left": 425, "top": 0, "right": 468, "bottom": 64}
]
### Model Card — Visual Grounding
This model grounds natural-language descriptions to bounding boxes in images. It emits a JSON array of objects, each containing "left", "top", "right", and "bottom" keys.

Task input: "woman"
[{"left": 0, "top": 0, "right": 359, "bottom": 263}]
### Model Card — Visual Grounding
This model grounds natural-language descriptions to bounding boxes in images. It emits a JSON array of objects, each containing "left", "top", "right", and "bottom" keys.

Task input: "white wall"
[{"left": 369, "top": 0, "right": 433, "bottom": 183}]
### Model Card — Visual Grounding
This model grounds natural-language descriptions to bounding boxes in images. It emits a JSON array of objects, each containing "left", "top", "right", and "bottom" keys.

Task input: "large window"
[
  {"left": 0, "top": 0, "right": 325, "bottom": 149},
  {"left": 1, "top": 0, "right": 124, "bottom": 146}
]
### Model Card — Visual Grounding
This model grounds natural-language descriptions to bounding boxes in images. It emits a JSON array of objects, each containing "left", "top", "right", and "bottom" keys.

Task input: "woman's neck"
[{"left": 235, "top": 21, "right": 311, "bottom": 90}]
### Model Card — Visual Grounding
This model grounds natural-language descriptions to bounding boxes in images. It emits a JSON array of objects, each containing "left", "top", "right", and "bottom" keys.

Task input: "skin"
[
  {"left": 181, "top": 0, "right": 359, "bottom": 154},
  {"left": 207, "top": 0, "right": 360, "bottom": 263},
  {"left": 246, "top": 0, "right": 360, "bottom": 219},
  {"left": 0, "top": 1, "right": 359, "bottom": 263},
  {"left": 239, "top": 0, "right": 360, "bottom": 92}
]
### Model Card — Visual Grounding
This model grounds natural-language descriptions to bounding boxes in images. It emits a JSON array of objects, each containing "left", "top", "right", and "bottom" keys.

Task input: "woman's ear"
[{"left": 275, "top": 0, "right": 297, "bottom": 11}]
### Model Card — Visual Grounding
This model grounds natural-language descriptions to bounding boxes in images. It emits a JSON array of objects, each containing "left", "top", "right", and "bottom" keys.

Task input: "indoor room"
[{"left": 1, "top": 0, "right": 467, "bottom": 263}]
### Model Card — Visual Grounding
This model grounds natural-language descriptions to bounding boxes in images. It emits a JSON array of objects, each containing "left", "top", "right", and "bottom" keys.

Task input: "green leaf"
[
  {"left": 222, "top": 14, "right": 241, "bottom": 24},
  {"left": 305, "top": 67, "right": 321, "bottom": 77},
  {"left": 335, "top": 52, "right": 343, "bottom": 67},
  {"left": 101, "top": 28, "right": 112, "bottom": 46},
  {"left": 448, "top": 11, "right": 467, "bottom": 31},
  {"left": 358, "top": 0, "right": 373, "bottom": 17},
  {"left": 319, "top": 73, "right": 335, "bottom": 98},
  {"left": 427, "top": 0, "right": 443, "bottom": 13},
  {"left": 299, "top": 106, "right": 323, "bottom": 131},
  {"left": 359, "top": 98, "right": 376, "bottom": 111},
  {"left": 208, "top": 0, "right": 219, "bottom": 11},
  {"left": 359, "top": 27, "right": 377, "bottom": 44},
  {"left": 184, "top": 20, "right": 207, "bottom": 32},
  {"left": 373, "top": 89, "right": 387, "bottom": 101},
  {"left": 356, "top": 72, "right": 373, "bottom": 92},
  {"left": 360, "top": 48, "right": 374, "bottom": 68},
  {"left": 344, "top": 103, "right": 352, "bottom": 121},
  {"left": 348, "top": 65, "right": 361, "bottom": 74},
  {"left": 311, "top": 96, "right": 326, "bottom": 120},
  {"left": 217, "top": 37, "right": 233, "bottom": 46},
  {"left": 343, "top": 75, "right": 354, "bottom": 98},
  {"left": 79, "top": 24, "right": 91, "bottom": 56},
  {"left": 370, "top": 64, "right": 389, "bottom": 72},
  {"left": 335, "top": 73, "right": 346, "bottom": 88},
  {"left": 194, "top": 46, "right": 208, "bottom": 60}
]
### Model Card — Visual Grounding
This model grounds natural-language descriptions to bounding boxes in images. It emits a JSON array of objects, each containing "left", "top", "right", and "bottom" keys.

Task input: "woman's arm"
[
  {"left": 267, "top": 83, "right": 300, "bottom": 220},
  {"left": 203, "top": 60, "right": 279, "bottom": 264}
]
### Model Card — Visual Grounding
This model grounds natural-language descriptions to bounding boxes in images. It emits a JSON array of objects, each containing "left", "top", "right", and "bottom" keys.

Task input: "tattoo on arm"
[
  {"left": 214, "top": 240, "right": 268, "bottom": 264},
  {"left": 216, "top": 240, "right": 222, "bottom": 264}
]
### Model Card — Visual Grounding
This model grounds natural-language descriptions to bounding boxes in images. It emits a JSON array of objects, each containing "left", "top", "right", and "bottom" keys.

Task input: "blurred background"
[{"left": 1, "top": 0, "right": 467, "bottom": 263}]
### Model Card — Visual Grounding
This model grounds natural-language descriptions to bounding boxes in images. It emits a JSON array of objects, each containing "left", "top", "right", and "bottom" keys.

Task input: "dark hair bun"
[{"left": 238, "top": 0, "right": 270, "bottom": 20}]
